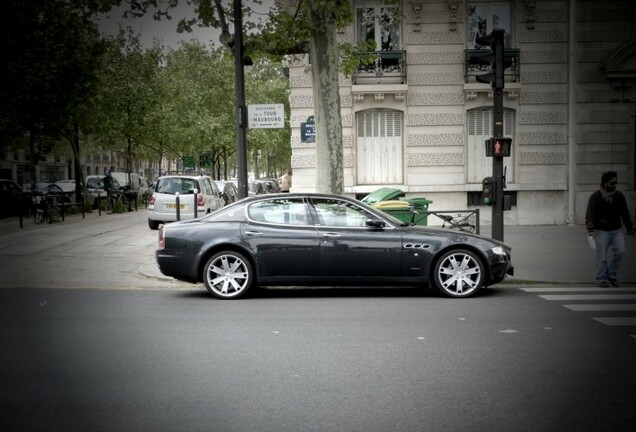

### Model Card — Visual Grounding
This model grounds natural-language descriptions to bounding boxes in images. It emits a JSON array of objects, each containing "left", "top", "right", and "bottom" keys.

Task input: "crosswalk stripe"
[
  {"left": 592, "top": 317, "right": 636, "bottom": 326},
  {"left": 563, "top": 304, "right": 636, "bottom": 311},
  {"left": 538, "top": 294, "right": 636, "bottom": 301},
  {"left": 521, "top": 287, "right": 636, "bottom": 293}
]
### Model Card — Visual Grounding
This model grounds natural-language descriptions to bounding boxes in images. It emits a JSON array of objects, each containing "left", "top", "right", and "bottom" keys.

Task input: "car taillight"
[
  {"left": 149, "top": 193, "right": 156, "bottom": 206},
  {"left": 197, "top": 194, "right": 204, "bottom": 207},
  {"left": 158, "top": 228, "right": 165, "bottom": 250}
]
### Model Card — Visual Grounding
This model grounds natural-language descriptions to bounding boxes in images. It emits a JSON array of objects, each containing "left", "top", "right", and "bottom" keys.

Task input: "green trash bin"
[
  {"left": 361, "top": 187, "right": 405, "bottom": 205},
  {"left": 373, "top": 200, "right": 414, "bottom": 224},
  {"left": 406, "top": 197, "right": 432, "bottom": 226}
]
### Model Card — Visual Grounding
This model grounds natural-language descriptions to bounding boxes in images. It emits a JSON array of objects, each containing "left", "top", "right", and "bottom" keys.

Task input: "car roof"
[{"left": 158, "top": 175, "right": 210, "bottom": 180}]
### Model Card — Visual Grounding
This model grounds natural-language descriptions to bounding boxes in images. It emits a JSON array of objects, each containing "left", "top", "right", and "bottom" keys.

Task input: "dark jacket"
[{"left": 585, "top": 189, "right": 633, "bottom": 233}]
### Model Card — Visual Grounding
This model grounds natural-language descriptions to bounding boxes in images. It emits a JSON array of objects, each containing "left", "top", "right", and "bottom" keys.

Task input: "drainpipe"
[{"left": 566, "top": 0, "right": 576, "bottom": 225}]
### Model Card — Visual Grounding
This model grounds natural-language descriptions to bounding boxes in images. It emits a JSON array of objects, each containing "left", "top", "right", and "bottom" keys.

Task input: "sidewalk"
[
  {"left": 499, "top": 224, "right": 636, "bottom": 285},
  {"left": 1, "top": 211, "right": 634, "bottom": 286}
]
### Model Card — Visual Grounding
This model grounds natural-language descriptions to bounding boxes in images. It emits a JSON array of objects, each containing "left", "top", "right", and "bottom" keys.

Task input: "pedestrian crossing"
[{"left": 520, "top": 287, "right": 636, "bottom": 340}]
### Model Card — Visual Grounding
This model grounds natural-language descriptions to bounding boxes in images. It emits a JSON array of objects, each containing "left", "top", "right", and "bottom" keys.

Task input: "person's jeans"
[{"left": 594, "top": 228, "right": 626, "bottom": 282}]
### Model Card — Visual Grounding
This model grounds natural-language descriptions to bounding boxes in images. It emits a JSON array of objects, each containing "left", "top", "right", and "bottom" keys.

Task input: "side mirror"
[{"left": 365, "top": 218, "right": 386, "bottom": 228}]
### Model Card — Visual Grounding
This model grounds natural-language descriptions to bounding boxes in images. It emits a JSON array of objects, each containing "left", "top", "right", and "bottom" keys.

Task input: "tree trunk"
[
  {"left": 71, "top": 120, "right": 83, "bottom": 203},
  {"left": 308, "top": 3, "right": 344, "bottom": 194}
]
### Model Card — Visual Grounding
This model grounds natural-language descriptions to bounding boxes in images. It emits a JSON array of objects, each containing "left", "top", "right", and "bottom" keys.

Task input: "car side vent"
[{"left": 404, "top": 243, "right": 431, "bottom": 249}]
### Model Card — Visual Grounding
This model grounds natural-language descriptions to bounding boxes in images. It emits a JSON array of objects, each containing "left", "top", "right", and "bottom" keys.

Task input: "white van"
[{"left": 111, "top": 172, "right": 140, "bottom": 192}]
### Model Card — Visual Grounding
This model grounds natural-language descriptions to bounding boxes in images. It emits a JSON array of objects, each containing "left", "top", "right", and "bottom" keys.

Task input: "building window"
[
  {"left": 356, "top": 3, "right": 401, "bottom": 52},
  {"left": 466, "top": 1, "right": 512, "bottom": 49},
  {"left": 356, "top": 110, "right": 403, "bottom": 185},
  {"left": 466, "top": 108, "right": 515, "bottom": 184},
  {"left": 353, "top": 2, "right": 405, "bottom": 83}
]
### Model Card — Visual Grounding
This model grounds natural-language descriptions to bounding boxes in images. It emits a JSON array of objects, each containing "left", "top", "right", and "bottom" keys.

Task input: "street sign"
[
  {"left": 247, "top": 104, "right": 285, "bottom": 129},
  {"left": 301, "top": 116, "right": 315, "bottom": 143}
]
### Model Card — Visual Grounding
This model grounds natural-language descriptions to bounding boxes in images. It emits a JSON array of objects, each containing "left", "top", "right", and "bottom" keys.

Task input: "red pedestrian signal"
[{"left": 493, "top": 138, "right": 512, "bottom": 157}]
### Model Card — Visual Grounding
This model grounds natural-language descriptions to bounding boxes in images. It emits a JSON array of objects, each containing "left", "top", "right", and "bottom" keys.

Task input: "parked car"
[
  {"left": 85, "top": 175, "right": 122, "bottom": 209},
  {"left": 255, "top": 178, "right": 281, "bottom": 193},
  {"left": 0, "top": 179, "right": 28, "bottom": 218},
  {"left": 148, "top": 175, "right": 224, "bottom": 230},
  {"left": 139, "top": 176, "right": 151, "bottom": 199},
  {"left": 155, "top": 193, "right": 513, "bottom": 299},
  {"left": 215, "top": 180, "right": 239, "bottom": 205}
]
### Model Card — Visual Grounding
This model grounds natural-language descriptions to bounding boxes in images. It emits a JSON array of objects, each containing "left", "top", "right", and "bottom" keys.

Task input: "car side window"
[
  {"left": 311, "top": 198, "right": 371, "bottom": 227},
  {"left": 248, "top": 198, "right": 310, "bottom": 225},
  {"left": 208, "top": 179, "right": 219, "bottom": 196}
]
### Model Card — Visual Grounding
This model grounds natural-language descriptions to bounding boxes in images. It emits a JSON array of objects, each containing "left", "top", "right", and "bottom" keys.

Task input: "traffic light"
[
  {"left": 484, "top": 137, "right": 512, "bottom": 157},
  {"left": 492, "top": 137, "right": 512, "bottom": 157},
  {"left": 474, "top": 29, "right": 505, "bottom": 90},
  {"left": 482, "top": 176, "right": 496, "bottom": 206}
]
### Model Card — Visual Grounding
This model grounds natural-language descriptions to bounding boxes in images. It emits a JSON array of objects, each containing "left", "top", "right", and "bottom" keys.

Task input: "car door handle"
[
  {"left": 244, "top": 231, "right": 263, "bottom": 236},
  {"left": 322, "top": 233, "right": 341, "bottom": 238}
]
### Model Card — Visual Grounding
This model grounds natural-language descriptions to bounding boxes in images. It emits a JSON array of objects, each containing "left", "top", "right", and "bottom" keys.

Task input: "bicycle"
[
  {"left": 105, "top": 186, "right": 130, "bottom": 214},
  {"left": 439, "top": 213, "right": 476, "bottom": 233}
]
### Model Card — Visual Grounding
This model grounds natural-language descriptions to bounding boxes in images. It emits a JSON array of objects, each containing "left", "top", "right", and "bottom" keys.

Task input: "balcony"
[
  {"left": 353, "top": 50, "right": 406, "bottom": 85},
  {"left": 464, "top": 48, "right": 520, "bottom": 84}
]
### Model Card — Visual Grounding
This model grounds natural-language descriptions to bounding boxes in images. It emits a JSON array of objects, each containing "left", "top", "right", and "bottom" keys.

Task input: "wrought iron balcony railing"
[
  {"left": 464, "top": 48, "right": 520, "bottom": 84},
  {"left": 353, "top": 50, "right": 406, "bottom": 85}
]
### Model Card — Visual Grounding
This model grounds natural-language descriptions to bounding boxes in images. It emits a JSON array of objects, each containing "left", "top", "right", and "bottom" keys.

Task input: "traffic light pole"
[
  {"left": 492, "top": 86, "right": 504, "bottom": 241},
  {"left": 234, "top": 0, "right": 249, "bottom": 199}
]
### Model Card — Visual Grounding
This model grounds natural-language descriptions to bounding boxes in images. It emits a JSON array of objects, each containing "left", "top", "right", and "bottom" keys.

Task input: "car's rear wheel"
[
  {"left": 433, "top": 249, "right": 484, "bottom": 298},
  {"left": 148, "top": 219, "right": 160, "bottom": 230},
  {"left": 203, "top": 251, "right": 253, "bottom": 299}
]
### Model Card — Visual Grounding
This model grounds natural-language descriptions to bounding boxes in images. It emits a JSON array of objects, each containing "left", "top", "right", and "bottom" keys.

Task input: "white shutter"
[
  {"left": 356, "top": 110, "right": 403, "bottom": 185},
  {"left": 467, "top": 108, "right": 515, "bottom": 184}
]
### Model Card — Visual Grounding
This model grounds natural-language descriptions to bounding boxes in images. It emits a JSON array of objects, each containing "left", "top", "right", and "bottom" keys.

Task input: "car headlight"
[{"left": 491, "top": 245, "right": 507, "bottom": 256}]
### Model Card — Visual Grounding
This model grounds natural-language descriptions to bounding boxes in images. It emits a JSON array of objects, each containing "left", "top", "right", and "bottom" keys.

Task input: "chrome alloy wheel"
[
  {"left": 433, "top": 249, "right": 484, "bottom": 297},
  {"left": 203, "top": 251, "right": 252, "bottom": 299}
]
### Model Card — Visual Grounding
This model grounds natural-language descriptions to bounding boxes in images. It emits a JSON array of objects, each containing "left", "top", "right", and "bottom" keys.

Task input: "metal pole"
[
  {"left": 492, "top": 87, "right": 504, "bottom": 241},
  {"left": 491, "top": 30, "right": 505, "bottom": 242},
  {"left": 234, "top": 0, "right": 248, "bottom": 199}
]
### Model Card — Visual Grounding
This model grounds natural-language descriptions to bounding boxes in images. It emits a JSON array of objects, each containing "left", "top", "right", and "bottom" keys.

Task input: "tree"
[
  {"left": 91, "top": 29, "right": 162, "bottom": 182},
  {"left": 123, "top": 0, "right": 355, "bottom": 194},
  {"left": 0, "top": 0, "right": 111, "bottom": 197}
]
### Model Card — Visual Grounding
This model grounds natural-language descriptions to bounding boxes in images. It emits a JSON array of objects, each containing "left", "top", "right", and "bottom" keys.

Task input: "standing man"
[
  {"left": 585, "top": 171, "right": 635, "bottom": 287},
  {"left": 280, "top": 169, "right": 292, "bottom": 193}
]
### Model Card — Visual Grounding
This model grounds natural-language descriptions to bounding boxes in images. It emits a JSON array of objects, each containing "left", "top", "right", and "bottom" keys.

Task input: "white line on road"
[
  {"left": 592, "top": 317, "right": 636, "bottom": 326},
  {"left": 521, "top": 287, "right": 636, "bottom": 293},
  {"left": 538, "top": 294, "right": 636, "bottom": 301},
  {"left": 563, "top": 304, "right": 636, "bottom": 311}
]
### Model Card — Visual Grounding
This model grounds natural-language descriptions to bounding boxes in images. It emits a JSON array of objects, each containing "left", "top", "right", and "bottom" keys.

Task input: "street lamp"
[{"left": 233, "top": 0, "right": 248, "bottom": 198}]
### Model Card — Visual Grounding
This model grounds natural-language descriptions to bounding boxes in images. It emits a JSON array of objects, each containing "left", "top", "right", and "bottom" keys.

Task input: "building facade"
[{"left": 286, "top": 0, "right": 636, "bottom": 225}]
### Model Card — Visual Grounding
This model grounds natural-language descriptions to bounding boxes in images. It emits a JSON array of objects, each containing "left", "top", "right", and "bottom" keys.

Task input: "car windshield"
[
  {"left": 87, "top": 177, "right": 104, "bottom": 188},
  {"left": 156, "top": 178, "right": 198, "bottom": 195}
]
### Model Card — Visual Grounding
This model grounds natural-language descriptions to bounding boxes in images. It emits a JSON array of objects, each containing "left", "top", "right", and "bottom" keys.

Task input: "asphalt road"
[
  {"left": 1, "top": 211, "right": 636, "bottom": 431},
  {"left": 1, "top": 286, "right": 635, "bottom": 432}
]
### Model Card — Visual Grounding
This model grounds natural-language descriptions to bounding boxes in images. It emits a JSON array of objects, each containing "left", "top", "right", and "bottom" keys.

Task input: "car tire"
[
  {"left": 203, "top": 251, "right": 253, "bottom": 299},
  {"left": 432, "top": 249, "right": 484, "bottom": 298},
  {"left": 148, "top": 219, "right": 160, "bottom": 230}
]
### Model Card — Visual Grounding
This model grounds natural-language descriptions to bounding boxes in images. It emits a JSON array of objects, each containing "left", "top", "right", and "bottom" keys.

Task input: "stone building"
[{"left": 286, "top": 0, "right": 636, "bottom": 225}]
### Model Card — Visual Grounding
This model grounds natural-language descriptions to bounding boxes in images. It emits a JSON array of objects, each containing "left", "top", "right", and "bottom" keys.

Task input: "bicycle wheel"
[{"left": 105, "top": 196, "right": 116, "bottom": 214}]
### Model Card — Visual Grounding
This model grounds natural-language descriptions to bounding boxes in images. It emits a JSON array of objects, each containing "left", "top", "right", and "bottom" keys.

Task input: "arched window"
[{"left": 467, "top": 108, "right": 515, "bottom": 183}]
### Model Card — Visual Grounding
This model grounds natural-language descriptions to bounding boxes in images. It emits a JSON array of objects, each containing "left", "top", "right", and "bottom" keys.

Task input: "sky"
[{"left": 97, "top": 1, "right": 274, "bottom": 49}]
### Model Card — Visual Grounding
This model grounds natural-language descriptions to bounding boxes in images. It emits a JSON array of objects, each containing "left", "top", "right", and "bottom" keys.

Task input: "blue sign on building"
[{"left": 301, "top": 116, "right": 315, "bottom": 143}]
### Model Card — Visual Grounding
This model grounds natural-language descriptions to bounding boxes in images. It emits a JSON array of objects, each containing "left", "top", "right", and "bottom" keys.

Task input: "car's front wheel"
[
  {"left": 203, "top": 251, "right": 253, "bottom": 299},
  {"left": 433, "top": 249, "right": 484, "bottom": 298},
  {"left": 148, "top": 219, "right": 160, "bottom": 230}
]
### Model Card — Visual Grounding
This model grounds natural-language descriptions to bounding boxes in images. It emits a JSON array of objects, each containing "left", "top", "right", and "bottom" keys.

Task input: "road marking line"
[
  {"left": 522, "top": 287, "right": 636, "bottom": 293},
  {"left": 592, "top": 317, "right": 636, "bottom": 326},
  {"left": 563, "top": 304, "right": 636, "bottom": 311},
  {"left": 538, "top": 294, "right": 636, "bottom": 301}
]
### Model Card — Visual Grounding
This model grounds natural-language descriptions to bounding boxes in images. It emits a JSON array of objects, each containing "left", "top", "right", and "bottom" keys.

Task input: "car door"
[
  {"left": 241, "top": 197, "right": 321, "bottom": 281},
  {"left": 309, "top": 197, "right": 403, "bottom": 280}
]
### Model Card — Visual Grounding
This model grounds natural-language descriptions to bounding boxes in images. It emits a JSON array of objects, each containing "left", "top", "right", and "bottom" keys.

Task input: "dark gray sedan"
[{"left": 156, "top": 193, "right": 513, "bottom": 299}]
